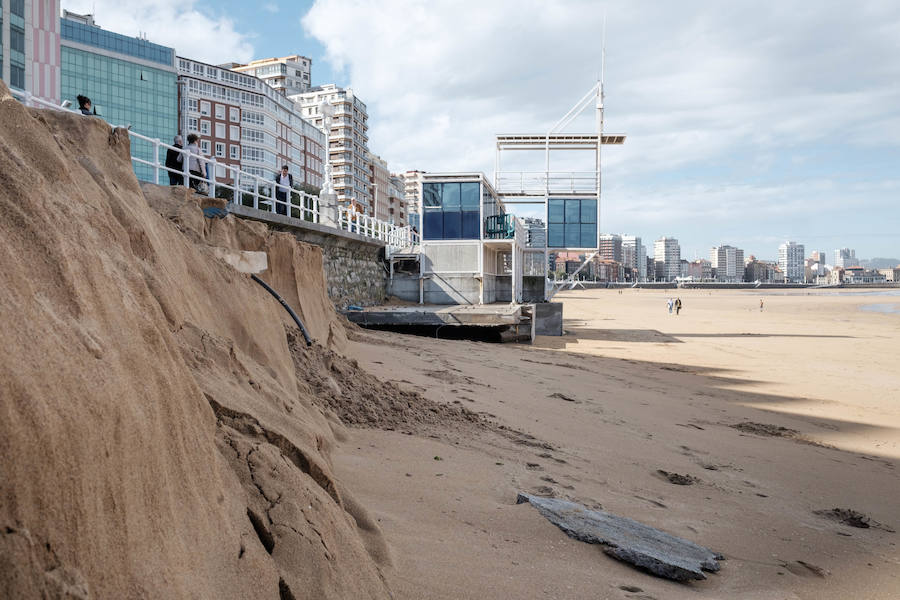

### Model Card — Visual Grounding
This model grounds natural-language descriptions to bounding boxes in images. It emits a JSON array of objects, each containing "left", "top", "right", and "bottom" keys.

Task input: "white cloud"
[
  {"left": 302, "top": 0, "right": 900, "bottom": 256},
  {"left": 60, "top": 0, "right": 255, "bottom": 64},
  {"left": 264, "top": 3, "right": 279, "bottom": 13}
]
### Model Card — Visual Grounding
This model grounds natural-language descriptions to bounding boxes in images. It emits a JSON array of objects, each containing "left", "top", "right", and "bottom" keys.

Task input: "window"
[
  {"left": 229, "top": 107, "right": 239, "bottom": 122},
  {"left": 200, "top": 100, "right": 210, "bottom": 116},
  {"left": 547, "top": 198, "right": 596, "bottom": 248},
  {"left": 187, "top": 117, "right": 199, "bottom": 131},
  {"left": 215, "top": 142, "right": 225, "bottom": 157},
  {"left": 200, "top": 120, "right": 210, "bottom": 135},
  {"left": 422, "top": 182, "right": 480, "bottom": 240},
  {"left": 230, "top": 125, "right": 240, "bottom": 141},
  {"left": 200, "top": 140, "right": 210, "bottom": 155},
  {"left": 215, "top": 122, "right": 225, "bottom": 138},
  {"left": 215, "top": 104, "right": 225, "bottom": 119},
  {"left": 187, "top": 98, "right": 199, "bottom": 113},
  {"left": 230, "top": 145, "right": 239, "bottom": 159}
]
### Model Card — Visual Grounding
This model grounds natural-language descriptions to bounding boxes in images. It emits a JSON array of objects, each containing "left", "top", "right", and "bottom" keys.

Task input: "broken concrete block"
[{"left": 516, "top": 493, "right": 723, "bottom": 581}]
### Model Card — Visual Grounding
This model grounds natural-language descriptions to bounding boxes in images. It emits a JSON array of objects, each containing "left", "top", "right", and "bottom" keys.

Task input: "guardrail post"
[
  {"left": 209, "top": 157, "right": 216, "bottom": 198},
  {"left": 153, "top": 139, "right": 160, "bottom": 184}
]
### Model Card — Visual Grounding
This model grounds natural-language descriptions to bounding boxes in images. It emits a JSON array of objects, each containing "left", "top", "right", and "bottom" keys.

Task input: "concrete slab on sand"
[{"left": 343, "top": 303, "right": 529, "bottom": 327}]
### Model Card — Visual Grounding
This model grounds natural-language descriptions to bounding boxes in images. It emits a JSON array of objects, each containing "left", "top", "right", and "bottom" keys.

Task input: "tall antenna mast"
[{"left": 596, "top": 14, "right": 606, "bottom": 239}]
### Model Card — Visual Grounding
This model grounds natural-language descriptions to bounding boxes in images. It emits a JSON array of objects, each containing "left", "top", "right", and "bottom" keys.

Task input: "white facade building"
[
  {"left": 291, "top": 84, "right": 372, "bottom": 212},
  {"left": 622, "top": 235, "right": 646, "bottom": 281},
  {"left": 654, "top": 236, "right": 681, "bottom": 281},
  {"left": 778, "top": 241, "right": 805, "bottom": 282},
  {"left": 834, "top": 248, "right": 859, "bottom": 268},
  {"left": 232, "top": 55, "right": 311, "bottom": 97},
  {"left": 2, "top": 0, "right": 61, "bottom": 103},
  {"left": 178, "top": 56, "right": 325, "bottom": 189},
  {"left": 710, "top": 245, "right": 745, "bottom": 282},
  {"left": 401, "top": 170, "right": 425, "bottom": 232}
]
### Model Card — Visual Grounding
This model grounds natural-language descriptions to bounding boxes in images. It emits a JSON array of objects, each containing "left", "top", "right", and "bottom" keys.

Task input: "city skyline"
[{"left": 58, "top": 0, "right": 900, "bottom": 258}]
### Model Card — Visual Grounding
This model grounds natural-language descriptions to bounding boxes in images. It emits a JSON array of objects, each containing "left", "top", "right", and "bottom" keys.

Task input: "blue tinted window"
[
  {"left": 548, "top": 223, "right": 564, "bottom": 247},
  {"left": 424, "top": 211, "right": 443, "bottom": 239},
  {"left": 548, "top": 199, "right": 565, "bottom": 223},
  {"left": 423, "top": 183, "right": 440, "bottom": 207},
  {"left": 580, "top": 199, "right": 597, "bottom": 223},
  {"left": 565, "top": 199, "right": 580, "bottom": 223},
  {"left": 460, "top": 183, "right": 480, "bottom": 210},
  {"left": 565, "top": 224, "right": 581, "bottom": 247},
  {"left": 443, "top": 211, "right": 461, "bottom": 238},
  {"left": 580, "top": 224, "right": 597, "bottom": 248},
  {"left": 442, "top": 183, "right": 460, "bottom": 209},
  {"left": 462, "top": 211, "right": 480, "bottom": 238}
]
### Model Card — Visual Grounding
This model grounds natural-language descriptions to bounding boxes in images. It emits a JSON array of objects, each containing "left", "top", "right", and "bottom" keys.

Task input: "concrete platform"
[{"left": 343, "top": 303, "right": 537, "bottom": 342}]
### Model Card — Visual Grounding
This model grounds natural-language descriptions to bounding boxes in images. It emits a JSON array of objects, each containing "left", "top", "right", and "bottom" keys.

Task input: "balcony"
[{"left": 484, "top": 214, "right": 525, "bottom": 247}]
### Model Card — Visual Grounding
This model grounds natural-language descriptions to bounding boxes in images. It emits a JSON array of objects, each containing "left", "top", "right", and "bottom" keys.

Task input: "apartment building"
[
  {"left": 1, "top": 0, "right": 60, "bottom": 102},
  {"left": 834, "top": 248, "right": 859, "bottom": 268},
  {"left": 177, "top": 56, "right": 325, "bottom": 189},
  {"left": 523, "top": 217, "right": 546, "bottom": 248},
  {"left": 710, "top": 245, "right": 745, "bottom": 282},
  {"left": 232, "top": 55, "right": 310, "bottom": 96},
  {"left": 369, "top": 152, "right": 391, "bottom": 221},
  {"left": 401, "top": 170, "right": 425, "bottom": 231},
  {"left": 291, "top": 84, "right": 372, "bottom": 212},
  {"left": 598, "top": 233, "right": 623, "bottom": 263},
  {"left": 778, "top": 241, "right": 805, "bottom": 283},
  {"left": 386, "top": 174, "right": 407, "bottom": 227},
  {"left": 654, "top": 236, "right": 681, "bottom": 282},
  {"left": 61, "top": 11, "right": 177, "bottom": 181},
  {"left": 621, "top": 235, "right": 646, "bottom": 281}
]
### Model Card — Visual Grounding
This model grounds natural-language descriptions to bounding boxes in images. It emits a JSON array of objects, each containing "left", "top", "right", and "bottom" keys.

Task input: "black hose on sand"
[{"left": 250, "top": 274, "right": 313, "bottom": 347}]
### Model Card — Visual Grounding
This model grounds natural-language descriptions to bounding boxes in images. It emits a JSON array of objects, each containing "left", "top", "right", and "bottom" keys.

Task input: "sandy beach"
[{"left": 340, "top": 289, "right": 900, "bottom": 599}]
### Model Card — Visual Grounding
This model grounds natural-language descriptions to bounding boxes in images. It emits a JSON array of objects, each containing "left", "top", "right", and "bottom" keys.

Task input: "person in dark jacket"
[
  {"left": 274, "top": 165, "right": 293, "bottom": 216},
  {"left": 76, "top": 95, "right": 94, "bottom": 115},
  {"left": 165, "top": 135, "right": 184, "bottom": 186}
]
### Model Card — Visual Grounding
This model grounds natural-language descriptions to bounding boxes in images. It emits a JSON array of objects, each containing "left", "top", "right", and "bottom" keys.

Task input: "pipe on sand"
[{"left": 250, "top": 274, "right": 313, "bottom": 347}]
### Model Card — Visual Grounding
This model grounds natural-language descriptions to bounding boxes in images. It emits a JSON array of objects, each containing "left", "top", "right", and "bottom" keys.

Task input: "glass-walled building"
[
  {"left": 60, "top": 12, "right": 176, "bottom": 181},
  {"left": 1, "top": 0, "right": 61, "bottom": 102},
  {"left": 547, "top": 197, "right": 597, "bottom": 249}
]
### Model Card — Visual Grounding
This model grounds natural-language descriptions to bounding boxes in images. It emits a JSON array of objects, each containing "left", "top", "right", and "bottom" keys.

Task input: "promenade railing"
[{"left": 10, "top": 89, "right": 415, "bottom": 252}]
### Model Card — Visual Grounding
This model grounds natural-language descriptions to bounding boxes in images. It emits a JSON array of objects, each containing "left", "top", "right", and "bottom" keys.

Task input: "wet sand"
[{"left": 338, "top": 289, "right": 900, "bottom": 599}]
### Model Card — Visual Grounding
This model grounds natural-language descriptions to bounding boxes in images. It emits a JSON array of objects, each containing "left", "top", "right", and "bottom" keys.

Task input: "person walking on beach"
[
  {"left": 165, "top": 135, "right": 184, "bottom": 186},
  {"left": 667, "top": 298, "right": 674, "bottom": 314},
  {"left": 760, "top": 298, "right": 764, "bottom": 312},
  {"left": 77, "top": 95, "right": 94, "bottom": 115},
  {"left": 274, "top": 165, "right": 293, "bottom": 216},
  {"left": 675, "top": 297, "right": 682, "bottom": 315}
]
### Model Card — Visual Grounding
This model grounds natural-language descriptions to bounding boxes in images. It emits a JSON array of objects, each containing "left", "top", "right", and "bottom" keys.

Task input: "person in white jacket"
[{"left": 185, "top": 133, "right": 205, "bottom": 192}]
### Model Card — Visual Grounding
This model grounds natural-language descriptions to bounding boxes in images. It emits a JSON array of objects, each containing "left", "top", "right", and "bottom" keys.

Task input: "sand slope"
[{"left": 0, "top": 83, "right": 388, "bottom": 598}]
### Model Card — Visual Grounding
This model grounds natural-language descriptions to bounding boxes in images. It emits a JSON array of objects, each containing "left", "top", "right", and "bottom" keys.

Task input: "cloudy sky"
[{"left": 61, "top": 0, "right": 900, "bottom": 260}]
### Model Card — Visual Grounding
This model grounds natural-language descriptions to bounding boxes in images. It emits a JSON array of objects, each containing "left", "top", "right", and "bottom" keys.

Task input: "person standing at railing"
[
  {"left": 165, "top": 135, "right": 184, "bottom": 186},
  {"left": 185, "top": 133, "right": 205, "bottom": 193},
  {"left": 76, "top": 95, "right": 94, "bottom": 116},
  {"left": 274, "top": 165, "right": 293, "bottom": 216}
]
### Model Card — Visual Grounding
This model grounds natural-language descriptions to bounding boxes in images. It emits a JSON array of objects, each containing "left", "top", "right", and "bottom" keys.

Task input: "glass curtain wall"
[
  {"left": 423, "top": 181, "right": 480, "bottom": 240},
  {"left": 547, "top": 198, "right": 597, "bottom": 248},
  {"left": 8, "top": 0, "right": 26, "bottom": 89}
]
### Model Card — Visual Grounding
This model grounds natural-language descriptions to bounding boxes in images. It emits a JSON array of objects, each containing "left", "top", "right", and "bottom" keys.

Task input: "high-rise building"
[
  {"left": 387, "top": 174, "right": 407, "bottom": 227},
  {"left": 177, "top": 56, "right": 325, "bottom": 190},
  {"left": 621, "top": 235, "right": 645, "bottom": 281},
  {"left": 1, "top": 0, "right": 60, "bottom": 102},
  {"left": 598, "top": 234, "right": 623, "bottom": 263},
  {"left": 291, "top": 84, "right": 371, "bottom": 212},
  {"left": 61, "top": 11, "right": 177, "bottom": 182},
  {"left": 654, "top": 236, "right": 681, "bottom": 281},
  {"left": 778, "top": 241, "right": 805, "bottom": 282},
  {"left": 369, "top": 152, "right": 391, "bottom": 221},
  {"left": 834, "top": 248, "right": 858, "bottom": 268},
  {"left": 523, "top": 217, "right": 546, "bottom": 248},
  {"left": 709, "top": 245, "right": 745, "bottom": 282},
  {"left": 232, "top": 55, "right": 311, "bottom": 97},
  {"left": 401, "top": 170, "right": 425, "bottom": 232}
]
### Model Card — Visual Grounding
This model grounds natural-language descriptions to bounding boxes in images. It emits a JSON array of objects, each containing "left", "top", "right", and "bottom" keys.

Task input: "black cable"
[{"left": 250, "top": 274, "right": 313, "bottom": 347}]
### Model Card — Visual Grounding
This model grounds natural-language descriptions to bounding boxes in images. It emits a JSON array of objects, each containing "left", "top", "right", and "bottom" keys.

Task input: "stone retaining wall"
[{"left": 229, "top": 204, "right": 388, "bottom": 308}]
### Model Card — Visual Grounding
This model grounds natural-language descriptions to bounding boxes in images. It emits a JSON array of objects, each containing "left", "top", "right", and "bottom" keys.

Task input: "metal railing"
[
  {"left": 484, "top": 213, "right": 526, "bottom": 248},
  {"left": 337, "top": 206, "right": 419, "bottom": 252},
  {"left": 496, "top": 171, "right": 599, "bottom": 195},
  {"left": 10, "top": 89, "right": 417, "bottom": 250}
]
